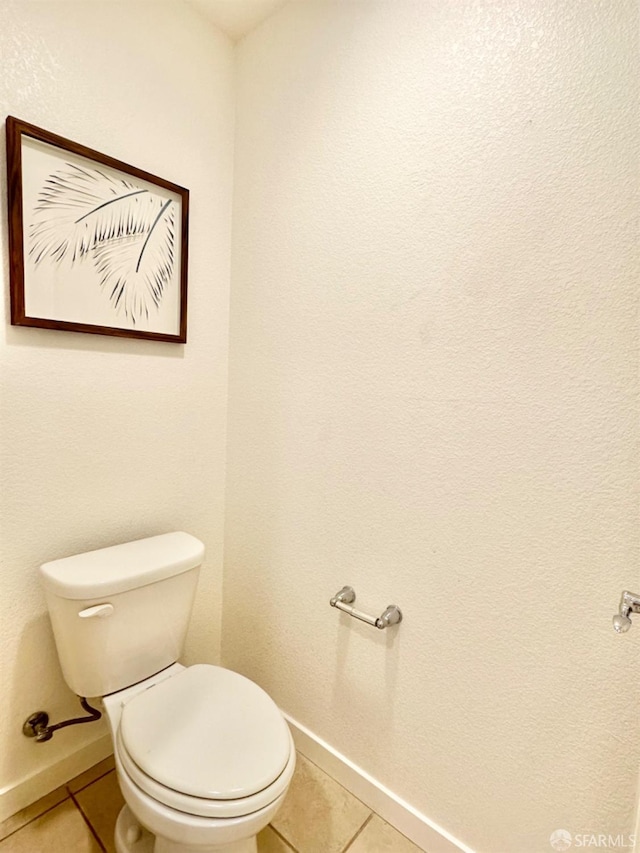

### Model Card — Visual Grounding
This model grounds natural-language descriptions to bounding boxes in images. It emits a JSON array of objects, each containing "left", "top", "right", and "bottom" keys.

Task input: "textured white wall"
[
  {"left": 0, "top": 0, "right": 234, "bottom": 815},
  {"left": 226, "top": 1, "right": 640, "bottom": 850}
]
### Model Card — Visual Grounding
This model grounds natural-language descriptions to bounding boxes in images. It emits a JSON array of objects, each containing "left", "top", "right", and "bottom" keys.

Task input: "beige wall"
[
  {"left": 1, "top": 0, "right": 638, "bottom": 847},
  {"left": 0, "top": 0, "right": 234, "bottom": 817},
  {"left": 225, "top": 1, "right": 640, "bottom": 850}
]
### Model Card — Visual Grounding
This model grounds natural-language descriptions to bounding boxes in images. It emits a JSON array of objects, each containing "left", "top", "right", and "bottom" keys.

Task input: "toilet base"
[
  {"left": 115, "top": 807, "right": 154, "bottom": 853},
  {"left": 115, "top": 806, "right": 258, "bottom": 853}
]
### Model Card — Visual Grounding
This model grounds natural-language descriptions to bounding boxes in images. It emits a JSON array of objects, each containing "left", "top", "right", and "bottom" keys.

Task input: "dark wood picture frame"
[{"left": 6, "top": 116, "right": 189, "bottom": 343}]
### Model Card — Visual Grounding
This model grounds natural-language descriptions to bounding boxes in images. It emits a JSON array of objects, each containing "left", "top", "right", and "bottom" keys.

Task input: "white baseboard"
[
  {"left": 284, "top": 714, "right": 475, "bottom": 853},
  {"left": 0, "top": 734, "right": 112, "bottom": 823},
  {"left": 1, "top": 717, "right": 474, "bottom": 853}
]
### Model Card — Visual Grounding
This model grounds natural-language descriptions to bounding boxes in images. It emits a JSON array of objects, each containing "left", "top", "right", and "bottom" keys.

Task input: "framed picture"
[{"left": 6, "top": 117, "right": 189, "bottom": 343}]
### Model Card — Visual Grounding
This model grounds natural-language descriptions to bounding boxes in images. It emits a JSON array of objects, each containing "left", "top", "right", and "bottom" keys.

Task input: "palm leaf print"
[
  {"left": 28, "top": 163, "right": 176, "bottom": 323},
  {"left": 92, "top": 201, "right": 175, "bottom": 321}
]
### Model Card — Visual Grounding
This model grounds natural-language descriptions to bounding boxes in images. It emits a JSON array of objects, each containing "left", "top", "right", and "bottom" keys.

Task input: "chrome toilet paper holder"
[{"left": 330, "top": 586, "right": 402, "bottom": 630}]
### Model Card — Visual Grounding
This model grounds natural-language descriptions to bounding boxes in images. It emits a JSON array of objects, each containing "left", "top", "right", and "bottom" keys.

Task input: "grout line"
[
  {"left": 68, "top": 790, "right": 107, "bottom": 853},
  {"left": 341, "top": 812, "right": 374, "bottom": 853},
  {"left": 0, "top": 795, "right": 71, "bottom": 844},
  {"left": 0, "top": 760, "right": 115, "bottom": 843},
  {"left": 70, "top": 767, "right": 115, "bottom": 795},
  {"left": 293, "top": 750, "right": 425, "bottom": 851},
  {"left": 289, "top": 751, "right": 379, "bottom": 853},
  {"left": 269, "top": 823, "right": 300, "bottom": 852},
  {"left": 297, "top": 751, "right": 371, "bottom": 812}
]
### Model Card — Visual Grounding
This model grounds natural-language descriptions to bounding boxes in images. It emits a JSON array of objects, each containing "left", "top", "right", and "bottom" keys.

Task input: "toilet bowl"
[
  {"left": 39, "top": 532, "right": 295, "bottom": 853},
  {"left": 103, "top": 662, "right": 295, "bottom": 852}
]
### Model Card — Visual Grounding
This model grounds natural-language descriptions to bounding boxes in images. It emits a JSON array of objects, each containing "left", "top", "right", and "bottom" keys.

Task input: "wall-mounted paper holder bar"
[{"left": 330, "top": 586, "right": 402, "bottom": 630}]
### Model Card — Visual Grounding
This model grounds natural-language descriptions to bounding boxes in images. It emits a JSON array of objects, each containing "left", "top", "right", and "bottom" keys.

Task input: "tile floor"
[{"left": 0, "top": 753, "right": 425, "bottom": 853}]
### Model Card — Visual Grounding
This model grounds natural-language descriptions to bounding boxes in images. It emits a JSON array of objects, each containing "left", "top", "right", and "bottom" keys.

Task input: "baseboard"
[
  {"left": 0, "top": 734, "right": 112, "bottom": 822},
  {"left": 284, "top": 714, "right": 475, "bottom": 853},
  {"left": 1, "top": 716, "right": 474, "bottom": 852}
]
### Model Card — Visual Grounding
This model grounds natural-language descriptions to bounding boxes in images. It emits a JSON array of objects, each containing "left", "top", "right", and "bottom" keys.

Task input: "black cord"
[{"left": 41, "top": 698, "right": 102, "bottom": 739}]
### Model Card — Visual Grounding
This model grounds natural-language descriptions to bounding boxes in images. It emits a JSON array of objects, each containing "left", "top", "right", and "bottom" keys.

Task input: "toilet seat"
[
  {"left": 116, "top": 664, "right": 295, "bottom": 819},
  {"left": 116, "top": 727, "right": 295, "bottom": 818}
]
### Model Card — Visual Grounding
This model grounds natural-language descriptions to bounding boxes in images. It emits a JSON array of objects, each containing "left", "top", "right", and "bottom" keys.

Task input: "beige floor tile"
[
  {"left": 0, "top": 800, "right": 101, "bottom": 853},
  {"left": 74, "top": 770, "right": 124, "bottom": 853},
  {"left": 0, "top": 786, "right": 68, "bottom": 842},
  {"left": 346, "top": 815, "right": 425, "bottom": 853},
  {"left": 257, "top": 825, "right": 294, "bottom": 852},
  {"left": 271, "top": 754, "right": 370, "bottom": 853},
  {"left": 68, "top": 756, "right": 116, "bottom": 794}
]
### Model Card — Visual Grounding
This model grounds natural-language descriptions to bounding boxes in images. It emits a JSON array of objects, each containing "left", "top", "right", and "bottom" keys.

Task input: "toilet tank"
[{"left": 39, "top": 532, "right": 205, "bottom": 698}]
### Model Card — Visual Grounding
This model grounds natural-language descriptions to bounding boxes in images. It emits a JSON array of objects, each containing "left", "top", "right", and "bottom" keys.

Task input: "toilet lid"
[{"left": 119, "top": 664, "right": 291, "bottom": 800}]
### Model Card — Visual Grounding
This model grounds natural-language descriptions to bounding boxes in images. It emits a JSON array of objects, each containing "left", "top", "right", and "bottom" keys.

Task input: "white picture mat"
[{"left": 21, "top": 136, "right": 183, "bottom": 336}]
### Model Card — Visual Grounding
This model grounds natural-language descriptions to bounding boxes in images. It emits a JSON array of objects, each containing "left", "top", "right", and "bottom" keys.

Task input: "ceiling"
[{"left": 189, "top": 0, "right": 288, "bottom": 40}]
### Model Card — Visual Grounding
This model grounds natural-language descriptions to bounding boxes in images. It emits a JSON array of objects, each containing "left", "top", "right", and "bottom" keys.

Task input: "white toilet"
[{"left": 39, "top": 531, "right": 295, "bottom": 853}]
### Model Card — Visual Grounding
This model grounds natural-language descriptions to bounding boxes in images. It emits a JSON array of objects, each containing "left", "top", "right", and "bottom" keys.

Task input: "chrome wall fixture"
[
  {"left": 330, "top": 586, "right": 402, "bottom": 630},
  {"left": 613, "top": 590, "right": 640, "bottom": 633},
  {"left": 22, "top": 697, "right": 102, "bottom": 742}
]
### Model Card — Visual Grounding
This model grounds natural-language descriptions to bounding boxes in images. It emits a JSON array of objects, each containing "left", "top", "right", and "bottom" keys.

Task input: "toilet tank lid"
[{"left": 39, "top": 532, "right": 204, "bottom": 600}]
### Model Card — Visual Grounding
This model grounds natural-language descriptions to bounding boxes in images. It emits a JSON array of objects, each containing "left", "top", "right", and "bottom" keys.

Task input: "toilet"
[{"left": 39, "top": 531, "right": 295, "bottom": 853}]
